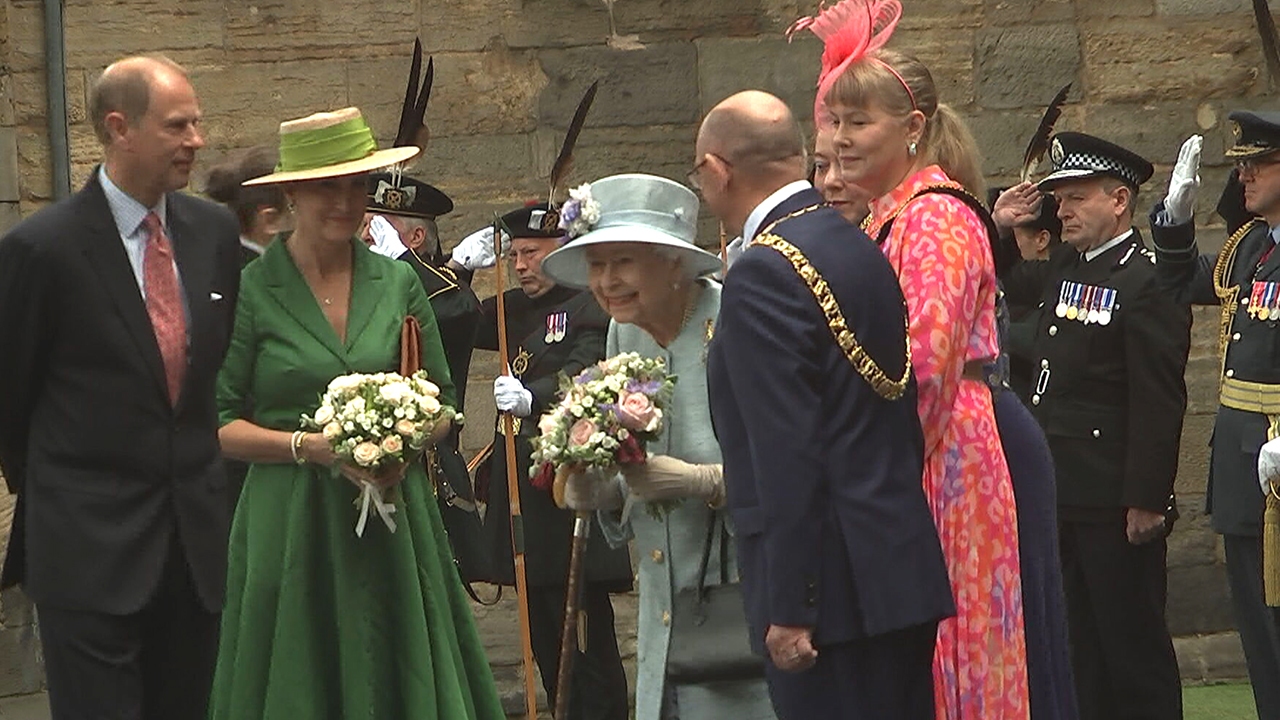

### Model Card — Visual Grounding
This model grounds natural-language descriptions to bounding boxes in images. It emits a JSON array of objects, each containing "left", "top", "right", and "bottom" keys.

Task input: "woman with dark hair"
[
  {"left": 797, "top": 2, "right": 1031, "bottom": 718},
  {"left": 203, "top": 145, "right": 289, "bottom": 267}
]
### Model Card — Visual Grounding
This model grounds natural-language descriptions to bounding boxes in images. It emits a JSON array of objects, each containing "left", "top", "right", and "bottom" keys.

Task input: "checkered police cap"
[{"left": 1037, "top": 132, "right": 1154, "bottom": 190}]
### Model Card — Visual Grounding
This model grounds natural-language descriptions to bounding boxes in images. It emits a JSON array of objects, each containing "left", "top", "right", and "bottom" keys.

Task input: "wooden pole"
[
  {"left": 493, "top": 216, "right": 539, "bottom": 720},
  {"left": 553, "top": 512, "right": 591, "bottom": 719}
]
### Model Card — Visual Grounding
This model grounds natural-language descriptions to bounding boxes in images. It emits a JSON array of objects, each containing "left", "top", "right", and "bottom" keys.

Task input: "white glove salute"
[
  {"left": 1259, "top": 437, "right": 1280, "bottom": 496},
  {"left": 450, "top": 226, "right": 511, "bottom": 271},
  {"left": 493, "top": 375, "right": 533, "bottom": 417},
  {"left": 621, "top": 455, "right": 725, "bottom": 507},
  {"left": 1163, "top": 135, "right": 1202, "bottom": 226}
]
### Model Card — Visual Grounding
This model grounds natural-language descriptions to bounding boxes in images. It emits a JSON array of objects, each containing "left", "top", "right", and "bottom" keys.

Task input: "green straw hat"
[{"left": 242, "top": 107, "right": 420, "bottom": 186}]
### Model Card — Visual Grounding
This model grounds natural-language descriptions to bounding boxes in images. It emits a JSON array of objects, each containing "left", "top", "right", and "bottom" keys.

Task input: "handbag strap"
[
  {"left": 400, "top": 316, "right": 422, "bottom": 375},
  {"left": 695, "top": 510, "right": 732, "bottom": 592}
]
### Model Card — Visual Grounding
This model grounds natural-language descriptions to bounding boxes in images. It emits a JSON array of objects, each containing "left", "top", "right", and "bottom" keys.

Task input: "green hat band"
[{"left": 276, "top": 116, "right": 378, "bottom": 173}]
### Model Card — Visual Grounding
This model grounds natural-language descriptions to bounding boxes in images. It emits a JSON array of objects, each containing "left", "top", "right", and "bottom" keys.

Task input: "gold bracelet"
[{"left": 290, "top": 431, "right": 306, "bottom": 465}]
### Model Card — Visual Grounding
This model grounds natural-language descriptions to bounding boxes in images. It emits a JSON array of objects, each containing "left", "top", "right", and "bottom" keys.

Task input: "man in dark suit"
[
  {"left": 448, "top": 204, "right": 633, "bottom": 720},
  {"left": 700, "top": 90, "right": 954, "bottom": 719},
  {"left": 0, "top": 56, "right": 241, "bottom": 719},
  {"left": 996, "top": 132, "right": 1190, "bottom": 719},
  {"left": 1153, "top": 114, "right": 1280, "bottom": 719}
]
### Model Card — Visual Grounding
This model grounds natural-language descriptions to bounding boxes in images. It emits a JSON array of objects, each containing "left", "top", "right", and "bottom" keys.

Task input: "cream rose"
[
  {"left": 380, "top": 435, "right": 403, "bottom": 455},
  {"left": 322, "top": 422, "right": 343, "bottom": 440},
  {"left": 352, "top": 442, "right": 382, "bottom": 467},
  {"left": 379, "top": 382, "right": 412, "bottom": 404},
  {"left": 615, "top": 390, "right": 658, "bottom": 432},
  {"left": 313, "top": 404, "right": 336, "bottom": 425},
  {"left": 568, "top": 418, "right": 598, "bottom": 448},
  {"left": 419, "top": 395, "right": 441, "bottom": 416},
  {"left": 395, "top": 419, "right": 417, "bottom": 436}
]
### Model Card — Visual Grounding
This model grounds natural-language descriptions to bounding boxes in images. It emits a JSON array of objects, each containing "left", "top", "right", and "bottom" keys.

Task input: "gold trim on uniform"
[
  {"left": 1213, "top": 219, "right": 1263, "bottom": 380},
  {"left": 1220, "top": 377, "right": 1280, "bottom": 415},
  {"left": 511, "top": 348, "right": 531, "bottom": 377},
  {"left": 406, "top": 246, "right": 461, "bottom": 300},
  {"left": 750, "top": 216, "right": 911, "bottom": 401}
]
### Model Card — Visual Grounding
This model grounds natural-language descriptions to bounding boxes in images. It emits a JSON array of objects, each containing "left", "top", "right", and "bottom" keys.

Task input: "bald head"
[
  {"left": 697, "top": 91, "right": 805, "bottom": 181},
  {"left": 89, "top": 55, "right": 189, "bottom": 145}
]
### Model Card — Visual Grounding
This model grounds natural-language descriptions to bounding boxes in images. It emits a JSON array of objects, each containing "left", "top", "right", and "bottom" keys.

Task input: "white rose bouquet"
[
  {"left": 301, "top": 370, "right": 461, "bottom": 536},
  {"left": 530, "top": 352, "right": 676, "bottom": 514}
]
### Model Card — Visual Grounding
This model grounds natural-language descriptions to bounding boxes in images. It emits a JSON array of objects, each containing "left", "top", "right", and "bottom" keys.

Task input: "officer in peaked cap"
[
  {"left": 446, "top": 202, "right": 633, "bottom": 720},
  {"left": 995, "top": 131, "right": 1191, "bottom": 719},
  {"left": 1151, "top": 111, "right": 1280, "bottom": 719}
]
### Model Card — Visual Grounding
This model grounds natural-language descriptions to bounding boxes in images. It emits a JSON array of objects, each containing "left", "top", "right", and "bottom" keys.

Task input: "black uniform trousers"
[
  {"left": 37, "top": 533, "right": 219, "bottom": 720},
  {"left": 763, "top": 621, "right": 937, "bottom": 720},
  {"left": 1223, "top": 533, "right": 1280, "bottom": 717},
  {"left": 526, "top": 582, "right": 629, "bottom": 720},
  {"left": 1059, "top": 518, "right": 1181, "bottom": 720}
]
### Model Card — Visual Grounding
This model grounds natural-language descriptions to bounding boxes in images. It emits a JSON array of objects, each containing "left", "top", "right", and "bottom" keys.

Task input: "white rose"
[
  {"left": 322, "top": 422, "right": 343, "bottom": 440},
  {"left": 379, "top": 382, "right": 411, "bottom": 404},
  {"left": 344, "top": 397, "right": 366, "bottom": 415},
  {"left": 420, "top": 395, "right": 441, "bottom": 416},
  {"left": 313, "top": 405, "right": 335, "bottom": 425},
  {"left": 380, "top": 435, "right": 403, "bottom": 455},
  {"left": 352, "top": 442, "right": 382, "bottom": 467}
]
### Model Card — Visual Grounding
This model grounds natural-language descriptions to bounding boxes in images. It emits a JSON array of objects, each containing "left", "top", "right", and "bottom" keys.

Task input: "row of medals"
[
  {"left": 1054, "top": 280, "right": 1116, "bottom": 326},
  {"left": 1249, "top": 281, "right": 1280, "bottom": 320},
  {"left": 544, "top": 311, "right": 567, "bottom": 344}
]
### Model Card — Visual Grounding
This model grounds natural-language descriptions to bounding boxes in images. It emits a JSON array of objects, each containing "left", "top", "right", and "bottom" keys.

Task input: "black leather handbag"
[{"left": 664, "top": 511, "right": 765, "bottom": 683}]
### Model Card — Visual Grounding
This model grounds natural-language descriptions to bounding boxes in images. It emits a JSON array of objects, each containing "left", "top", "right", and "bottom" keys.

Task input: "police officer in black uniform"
[
  {"left": 448, "top": 204, "right": 632, "bottom": 720},
  {"left": 1150, "top": 113, "right": 1280, "bottom": 719},
  {"left": 996, "top": 132, "right": 1190, "bottom": 720}
]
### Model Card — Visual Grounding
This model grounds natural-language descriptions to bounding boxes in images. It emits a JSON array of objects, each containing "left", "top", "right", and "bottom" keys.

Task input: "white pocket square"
[{"left": 210, "top": 292, "right": 224, "bottom": 301}]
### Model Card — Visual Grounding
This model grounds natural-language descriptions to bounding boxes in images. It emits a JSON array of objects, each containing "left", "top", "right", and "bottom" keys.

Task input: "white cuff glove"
[
  {"left": 1163, "top": 135, "right": 1202, "bottom": 226},
  {"left": 493, "top": 375, "right": 533, "bottom": 417},
  {"left": 367, "top": 215, "right": 409, "bottom": 259},
  {"left": 564, "top": 469, "right": 626, "bottom": 511},
  {"left": 1259, "top": 437, "right": 1280, "bottom": 496},
  {"left": 621, "top": 455, "right": 725, "bottom": 507},
  {"left": 450, "top": 226, "right": 510, "bottom": 271}
]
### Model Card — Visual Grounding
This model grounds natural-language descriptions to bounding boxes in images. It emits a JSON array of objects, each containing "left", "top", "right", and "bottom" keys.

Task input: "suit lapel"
[
  {"left": 344, "top": 242, "right": 386, "bottom": 351},
  {"left": 259, "top": 239, "right": 349, "bottom": 363},
  {"left": 76, "top": 174, "right": 169, "bottom": 402}
]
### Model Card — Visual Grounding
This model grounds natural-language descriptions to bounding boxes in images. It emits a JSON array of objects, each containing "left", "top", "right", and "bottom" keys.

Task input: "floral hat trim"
[{"left": 558, "top": 183, "right": 602, "bottom": 239}]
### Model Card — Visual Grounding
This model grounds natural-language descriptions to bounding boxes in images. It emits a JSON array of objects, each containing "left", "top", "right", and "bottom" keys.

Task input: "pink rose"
[
  {"left": 568, "top": 418, "right": 598, "bottom": 448},
  {"left": 616, "top": 390, "right": 658, "bottom": 432}
]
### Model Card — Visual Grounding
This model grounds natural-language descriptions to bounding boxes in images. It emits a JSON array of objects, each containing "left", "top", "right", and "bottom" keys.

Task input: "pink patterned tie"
[{"left": 142, "top": 212, "right": 187, "bottom": 406}]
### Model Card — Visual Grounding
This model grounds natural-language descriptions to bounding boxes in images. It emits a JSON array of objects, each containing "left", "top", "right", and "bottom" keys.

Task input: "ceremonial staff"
[
  {"left": 492, "top": 214, "right": 540, "bottom": 720},
  {"left": 544, "top": 81, "right": 599, "bottom": 720}
]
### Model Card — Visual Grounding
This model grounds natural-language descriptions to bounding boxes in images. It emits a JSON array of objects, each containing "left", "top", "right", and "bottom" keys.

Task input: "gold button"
[
  {"left": 661, "top": 611, "right": 671, "bottom": 626},
  {"left": 1048, "top": 325, "right": 1058, "bottom": 337},
  {"left": 651, "top": 549, "right": 664, "bottom": 564},
  {"left": 1226, "top": 369, "right": 1236, "bottom": 378}
]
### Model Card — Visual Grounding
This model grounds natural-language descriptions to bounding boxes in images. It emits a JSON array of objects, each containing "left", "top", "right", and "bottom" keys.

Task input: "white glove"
[
  {"left": 724, "top": 236, "right": 745, "bottom": 270},
  {"left": 450, "top": 226, "right": 510, "bottom": 271},
  {"left": 367, "top": 215, "right": 408, "bottom": 259},
  {"left": 564, "top": 469, "right": 625, "bottom": 511},
  {"left": 621, "top": 455, "right": 725, "bottom": 506},
  {"left": 493, "top": 375, "right": 532, "bottom": 417},
  {"left": 1163, "top": 135, "right": 1202, "bottom": 226},
  {"left": 1259, "top": 437, "right": 1280, "bottom": 496}
]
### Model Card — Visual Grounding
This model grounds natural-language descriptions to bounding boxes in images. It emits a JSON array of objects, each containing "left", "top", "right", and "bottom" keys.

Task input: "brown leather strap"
[{"left": 400, "top": 316, "right": 422, "bottom": 375}]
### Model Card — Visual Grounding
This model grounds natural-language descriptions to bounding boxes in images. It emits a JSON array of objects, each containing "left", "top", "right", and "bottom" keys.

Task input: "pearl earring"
[{"left": 908, "top": 141, "right": 918, "bottom": 157}]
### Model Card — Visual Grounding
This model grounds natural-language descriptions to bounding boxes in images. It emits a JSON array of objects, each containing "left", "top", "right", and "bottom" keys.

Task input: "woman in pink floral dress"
[{"left": 796, "top": 2, "right": 1030, "bottom": 718}]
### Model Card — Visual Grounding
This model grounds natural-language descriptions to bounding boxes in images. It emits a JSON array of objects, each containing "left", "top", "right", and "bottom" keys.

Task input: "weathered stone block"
[
  {"left": 538, "top": 43, "right": 700, "bottom": 128},
  {"left": 540, "top": 125, "right": 699, "bottom": 195},
  {"left": 1157, "top": 0, "right": 1250, "bottom": 15},
  {"left": 495, "top": 0, "right": 613, "bottom": 51},
  {"left": 892, "top": 28, "right": 977, "bottom": 109},
  {"left": 62, "top": 0, "right": 227, "bottom": 71},
  {"left": 1175, "top": 631, "right": 1249, "bottom": 683},
  {"left": 224, "top": 0, "right": 418, "bottom": 63},
  {"left": 984, "top": 0, "right": 1075, "bottom": 24},
  {"left": 1084, "top": 103, "right": 1224, "bottom": 167},
  {"left": 608, "top": 0, "right": 763, "bottom": 41},
  {"left": 967, "top": 109, "right": 1043, "bottom": 177},
  {"left": 897, "top": 0, "right": 984, "bottom": 30},
  {"left": 187, "top": 60, "right": 349, "bottom": 150},
  {"left": 0, "top": 204, "right": 21, "bottom": 234},
  {"left": 427, "top": 132, "right": 539, "bottom": 198},
  {"left": 0, "top": 129, "right": 19, "bottom": 203},
  {"left": 1074, "top": 0, "right": 1156, "bottom": 17},
  {"left": 1173, "top": 415, "right": 1213, "bottom": 496},
  {"left": 7, "top": 1, "right": 47, "bottom": 73},
  {"left": 1168, "top": 562, "right": 1236, "bottom": 635},
  {"left": 1083, "top": 27, "right": 1262, "bottom": 103},
  {"left": 1167, "top": 499, "right": 1217, "bottom": 567},
  {"left": 976, "top": 25, "right": 1081, "bottom": 110},
  {"left": 696, "top": 37, "right": 822, "bottom": 120}
]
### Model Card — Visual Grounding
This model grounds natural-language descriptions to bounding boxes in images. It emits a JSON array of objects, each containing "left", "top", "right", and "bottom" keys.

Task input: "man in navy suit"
[
  {"left": 700, "top": 91, "right": 954, "bottom": 718},
  {"left": 0, "top": 56, "right": 240, "bottom": 719}
]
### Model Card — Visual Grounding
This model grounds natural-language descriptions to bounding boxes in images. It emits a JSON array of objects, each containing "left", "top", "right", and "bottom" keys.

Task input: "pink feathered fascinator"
[{"left": 787, "top": 0, "right": 910, "bottom": 125}]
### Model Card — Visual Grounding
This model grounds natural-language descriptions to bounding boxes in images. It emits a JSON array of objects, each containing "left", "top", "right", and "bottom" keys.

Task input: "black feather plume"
[
  {"left": 1253, "top": 0, "right": 1280, "bottom": 89},
  {"left": 548, "top": 81, "right": 599, "bottom": 207},
  {"left": 394, "top": 39, "right": 433, "bottom": 149},
  {"left": 1020, "top": 82, "right": 1072, "bottom": 183}
]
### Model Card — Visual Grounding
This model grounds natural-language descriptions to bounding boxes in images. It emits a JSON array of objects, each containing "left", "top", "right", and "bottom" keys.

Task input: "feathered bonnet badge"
[{"left": 787, "top": 0, "right": 905, "bottom": 125}]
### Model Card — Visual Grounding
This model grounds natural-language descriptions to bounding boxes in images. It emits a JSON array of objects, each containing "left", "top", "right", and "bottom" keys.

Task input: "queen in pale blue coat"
[{"left": 541, "top": 174, "right": 775, "bottom": 720}]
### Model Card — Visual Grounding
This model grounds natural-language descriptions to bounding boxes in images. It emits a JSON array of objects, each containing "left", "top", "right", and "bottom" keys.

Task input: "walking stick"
[
  {"left": 493, "top": 215, "right": 539, "bottom": 720},
  {"left": 553, "top": 507, "right": 591, "bottom": 719}
]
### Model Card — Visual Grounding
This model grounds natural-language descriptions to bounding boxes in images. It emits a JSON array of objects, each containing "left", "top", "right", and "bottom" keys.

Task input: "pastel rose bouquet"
[
  {"left": 530, "top": 352, "right": 677, "bottom": 513},
  {"left": 301, "top": 370, "right": 461, "bottom": 536}
]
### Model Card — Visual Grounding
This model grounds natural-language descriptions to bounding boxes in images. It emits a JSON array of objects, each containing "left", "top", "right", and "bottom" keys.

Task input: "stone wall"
[{"left": 0, "top": 0, "right": 1276, "bottom": 711}]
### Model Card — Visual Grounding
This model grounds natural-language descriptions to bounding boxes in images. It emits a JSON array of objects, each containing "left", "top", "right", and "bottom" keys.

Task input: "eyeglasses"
[
  {"left": 687, "top": 153, "right": 731, "bottom": 191},
  {"left": 1235, "top": 155, "right": 1280, "bottom": 177}
]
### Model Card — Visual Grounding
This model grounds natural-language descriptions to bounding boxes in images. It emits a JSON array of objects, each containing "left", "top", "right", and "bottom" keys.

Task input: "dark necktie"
[{"left": 142, "top": 212, "right": 187, "bottom": 406}]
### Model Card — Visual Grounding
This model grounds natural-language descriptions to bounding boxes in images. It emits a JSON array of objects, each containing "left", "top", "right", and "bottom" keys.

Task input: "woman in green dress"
[{"left": 207, "top": 107, "right": 505, "bottom": 720}]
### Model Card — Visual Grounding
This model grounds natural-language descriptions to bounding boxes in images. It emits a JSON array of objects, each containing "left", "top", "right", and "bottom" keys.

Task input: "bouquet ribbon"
[{"left": 355, "top": 481, "right": 398, "bottom": 537}]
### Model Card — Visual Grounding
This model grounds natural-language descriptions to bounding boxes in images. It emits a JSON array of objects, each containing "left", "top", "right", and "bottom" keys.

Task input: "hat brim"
[
  {"left": 540, "top": 225, "right": 723, "bottom": 290},
  {"left": 1036, "top": 168, "right": 1106, "bottom": 190},
  {"left": 243, "top": 146, "right": 421, "bottom": 186}
]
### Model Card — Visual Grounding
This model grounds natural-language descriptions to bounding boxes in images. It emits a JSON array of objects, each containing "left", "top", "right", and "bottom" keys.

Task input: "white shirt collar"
[
  {"left": 742, "top": 180, "right": 812, "bottom": 242},
  {"left": 240, "top": 236, "right": 265, "bottom": 256},
  {"left": 1269, "top": 225, "right": 1280, "bottom": 246},
  {"left": 1083, "top": 228, "right": 1134, "bottom": 262},
  {"left": 99, "top": 165, "right": 166, "bottom": 237}
]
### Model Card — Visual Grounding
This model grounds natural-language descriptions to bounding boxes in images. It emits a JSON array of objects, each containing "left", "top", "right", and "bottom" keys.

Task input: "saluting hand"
[
  {"left": 1163, "top": 135, "right": 1202, "bottom": 226},
  {"left": 992, "top": 182, "right": 1044, "bottom": 232},
  {"left": 766, "top": 624, "right": 818, "bottom": 673},
  {"left": 1125, "top": 507, "right": 1168, "bottom": 545}
]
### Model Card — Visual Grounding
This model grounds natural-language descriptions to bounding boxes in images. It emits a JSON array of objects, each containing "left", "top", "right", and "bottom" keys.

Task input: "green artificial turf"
[{"left": 1183, "top": 683, "right": 1259, "bottom": 720}]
